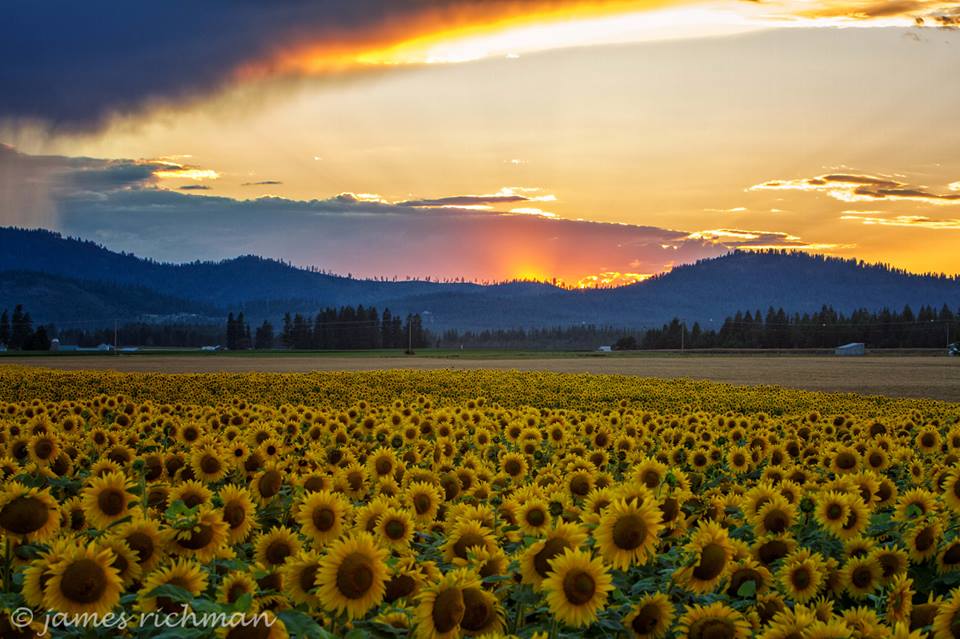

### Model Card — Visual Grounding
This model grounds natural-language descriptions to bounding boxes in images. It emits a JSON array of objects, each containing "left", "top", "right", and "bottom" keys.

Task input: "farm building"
[{"left": 835, "top": 342, "right": 865, "bottom": 356}]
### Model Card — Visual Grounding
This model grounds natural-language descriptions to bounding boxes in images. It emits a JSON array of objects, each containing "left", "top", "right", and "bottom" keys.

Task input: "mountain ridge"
[{"left": 1, "top": 227, "right": 959, "bottom": 330}]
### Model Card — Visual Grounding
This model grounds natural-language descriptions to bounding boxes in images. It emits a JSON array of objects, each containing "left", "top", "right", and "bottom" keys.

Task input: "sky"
[{"left": 1, "top": 0, "right": 959, "bottom": 285}]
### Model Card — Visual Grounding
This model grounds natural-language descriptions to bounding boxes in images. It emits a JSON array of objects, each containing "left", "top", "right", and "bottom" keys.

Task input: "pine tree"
[
  {"left": 254, "top": 320, "right": 274, "bottom": 349},
  {"left": 10, "top": 305, "right": 32, "bottom": 350},
  {"left": 0, "top": 309, "right": 9, "bottom": 346}
]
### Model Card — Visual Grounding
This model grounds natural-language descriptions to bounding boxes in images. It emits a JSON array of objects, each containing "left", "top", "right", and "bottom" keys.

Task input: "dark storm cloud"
[{"left": 0, "top": 1, "right": 631, "bottom": 129}]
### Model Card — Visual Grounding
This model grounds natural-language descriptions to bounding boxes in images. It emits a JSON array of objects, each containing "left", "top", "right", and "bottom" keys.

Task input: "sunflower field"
[{"left": 1, "top": 367, "right": 960, "bottom": 639}]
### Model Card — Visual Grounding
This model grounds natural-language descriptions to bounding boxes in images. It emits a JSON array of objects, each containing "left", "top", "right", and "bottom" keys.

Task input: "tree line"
[
  {"left": 614, "top": 304, "right": 959, "bottom": 350},
  {"left": 226, "top": 306, "right": 429, "bottom": 350},
  {"left": 0, "top": 305, "right": 51, "bottom": 350}
]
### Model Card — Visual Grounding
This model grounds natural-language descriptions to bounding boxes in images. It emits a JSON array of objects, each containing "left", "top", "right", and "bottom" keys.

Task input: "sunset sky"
[{"left": 2, "top": 1, "right": 959, "bottom": 285}]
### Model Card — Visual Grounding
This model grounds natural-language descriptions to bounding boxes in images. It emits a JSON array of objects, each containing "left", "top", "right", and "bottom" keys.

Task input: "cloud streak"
[
  {"left": 0, "top": 146, "right": 835, "bottom": 282},
  {"left": 751, "top": 172, "right": 960, "bottom": 205}
]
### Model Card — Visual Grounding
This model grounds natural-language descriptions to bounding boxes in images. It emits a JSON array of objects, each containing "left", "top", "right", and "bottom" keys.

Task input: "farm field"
[
  {"left": 1, "top": 368, "right": 959, "bottom": 638},
  {"left": 1, "top": 353, "right": 957, "bottom": 401}
]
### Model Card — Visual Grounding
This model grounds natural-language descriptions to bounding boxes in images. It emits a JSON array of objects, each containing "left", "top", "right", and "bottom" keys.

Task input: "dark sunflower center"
[
  {"left": 336, "top": 552, "right": 375, "bottom": 599},
  {"left": 347, "top": 472, "right": 364, "bottom": 492},
  {"left": 525, "top": 508, "right": 546, "bottom": 527},
  {"left": 504, "top": 459, "right": 522, "bottom": 476},
  {"left": 34, "top": 439, "right": 54, "bottom": 459},
  {"left": 612, "top": 513, "right": 649, "bottom": 551},
  {"left": 835, "top": 452, "right": 856, "bottom": 470},
  {"left": 413, "top": 494, "right": 432, "bottom": 515},
  {"left": 641, "top": 470, "right": 661, "bottom": 488},
  {"left": 944, "top": 544, "right": 960, "bottom": 565},
  {"left": 692, "top": 543, "right": 727, "bottom": 581},
  {"left": 111, "top": 551, "right": 129, "bottom": 576},
  {"left": 0, "top": 495, "right": 50, "bottom": 534},
  {"left": 200, "top": 455, "right": 221, "bottom": 474},
  {"left": 224, "top": 503, "right": 247, "bottom": 529},
  {"left": 562, "top": 569, "right": 596, "bottom": 606},
  {"left": 569, "top": 475, "right": 591, "bottom": 496},
  {"left": 59, "top": 558, "right": 108, "bottom": 604},
  {"left": 384, "top": 518, "right": 407, "bottom": 540},
  {"left": 850, "top": 566, "right": 872, "bottom": 589},
  {"left": 312, "top": 507, "right": 336, "bottom": 532},
  {"left": 453, "top": 532, "right": 486, "bottom": 560},
  {"left": 460, "top": 587, "right": 492, "bottom": 631},
  {"left": 265, "top": 540, "right": 292, "bottom": 566},
  {"left": 225, "top": 619, "right": 272, "bottom": 639},
  {"left": 534, "top": 538, "right": 571, "bottom": 578},
  {"left": 763, "top": 509, "right": 789, "bottom": 534},
  {"left": 728, "top": 569, "right": 760, "bottom": 596},
  {"left": 915, "top": 527, "right": 935, "bottom": 552},
  {"left": 384, "top": 574, "right": 416, "bottom": 602},
  {"left": 126, "top": 531, "right": 155, "bottom": 563},
  {"left": 258, "top": 471, "right": 282, "bottom": 499},
  {"left": 227, "top": 582, "right": 249, "bottom": 602},
  {"left": 432, "top": 587, "right": 465, "bottom": 634},
  {"left": 98, "top": 489, "right": 126, "bottom": 517},
  {"left": 375, "top": 459, "right": 392, "bottom": 476},
  {"left": 298, "top": 564, "right": 320, "bottom": 594},
  {"left": 691, "top": 618, "right": 735, "bottom": 639},
  {"left": 791, "top": 566, "right": 811, "bottom": 590},
  {"left": 181, "top": 492, "right": 204, "bottom": 509},
  {"left": 826, "top": 503, "right": 844, "bottom": 520},
  {"left": 660, "top": 498, "right": 679, "bottom": 523},
  {"left": 177, "top": 524, "right": 215, "bottom": 550},
  {"left": 303, "top": 477, "right": 325, "bottom": 493},
  {"left": 632, "top": 603, "right": 662, "bottom": 635}
]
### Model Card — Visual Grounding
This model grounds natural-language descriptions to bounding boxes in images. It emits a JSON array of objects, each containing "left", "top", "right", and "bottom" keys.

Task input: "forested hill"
[{"left": 2, "top": 227, "right": 959, "bottom": 330}]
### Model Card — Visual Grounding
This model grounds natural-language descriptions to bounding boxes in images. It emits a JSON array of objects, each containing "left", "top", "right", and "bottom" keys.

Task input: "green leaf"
[
  {"left": 737, "top": 580, "right": 757, "bottom": 597},
  {"left": 145, "top": 583, "right": 195, "bottom": 603},
  {"left": 277, "top": 610, "right": 326, "bottom": 639}
]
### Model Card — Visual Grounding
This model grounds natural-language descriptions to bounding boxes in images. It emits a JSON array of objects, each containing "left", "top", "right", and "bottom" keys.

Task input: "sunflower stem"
[
  {"left": 549, "top": 616, "right": 560, "bottom": 639},
  {"left": 513, "top": 601, "right": 525, "bottom": 633}
]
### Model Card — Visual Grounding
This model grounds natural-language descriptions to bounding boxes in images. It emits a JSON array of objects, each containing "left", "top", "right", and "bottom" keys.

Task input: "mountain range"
[{"left": 2, "top": 227, "right": 959, "bottom": 331}]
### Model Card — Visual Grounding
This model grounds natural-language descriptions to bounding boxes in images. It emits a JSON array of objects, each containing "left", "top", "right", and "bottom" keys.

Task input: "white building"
[{"left": 835, "top": 342, "right": 865, "bottom": 356}]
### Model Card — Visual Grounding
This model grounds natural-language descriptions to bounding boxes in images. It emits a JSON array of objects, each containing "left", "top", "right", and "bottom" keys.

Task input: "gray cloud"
[
  {"left": 241, "top": 180, "right": 283, "bottom": 186},
  {"left": 752, "top": 172, "right": 960, "bottom": 205}
]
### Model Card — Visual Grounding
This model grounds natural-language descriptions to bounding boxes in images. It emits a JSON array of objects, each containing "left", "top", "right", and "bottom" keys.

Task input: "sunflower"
[
  {"left": 384, "top": 555, "right": 427, "bottom": 603},
  {"left": 375, "top": 506, "right": 415, "bottom": 551},
  {"left": 778, "top": 549, "right": 824, "bottom": 603},
  {"left": 814, "top": 491, "right": 851, "bottom": 538},
  {"left": 296, "top": 489, "right": 349, "bottom": 547},
  {"left": 943, "top": 467, "right": 960, "bottom": 514},
  {"left": 933, "top": 588, "right": 960, "bottom": 639},
  {"left": 170, "top": 506, "right": 230, "bottom": 562},
  {"left": 872, "top": 546, "right": 909, "bottom": 585},
  {"left": 414, "top": 568, "right": 478, "bottom": 639},
  {"left": 0, "top": 481, "right": 60, "bottom": 541},
  {"left": 190, "top": 443, "right": 230, "bottom": 483},
  {"left": 894, "top": 489, "right": 938, "bottom": 523},
  {"left": 27, "top": 432, "right": 60, "bottom": 466},
  {"left": 316, "top": 532, "right": 388, "bottom": 619},
  {"left": 675, "top": 520, "right": 734, "bottom": 594},
  {"left": 97, "top": 537, "right": 143, "bottom": 587},
  {"left": 138, "top": 558, "right": 209, "bottom": 613},
  {"left": 594, "top": 497, "right": 661, "bottom": 570},
  {"left": 749, "top": 495, "right": 796, "bottom": 537},
  {"left": 676, "top": 602, "right": 751, "bottom": 639},
  {"left": 335, "top": 462, "right": 369, "bottom": 501},
  {"left": 625, "top": 592, "right": 675, "bottom": 639},
  {"left": 541, "top": 548, "right": 613, "bottom": 628},
  {"left": 81, "top": 470, "right": 133, "bottom": 530},
  {"left": 906, "top": 521, "right": 941, "bottom": 562},
  {"left": 442, "top": 519, "right": 497, "bottom": 564},
  {"left": 841, "top": 556, "right": 881, "bottom": 599},
  {"left": 255, "top": 526, "right": 303, "bottom": 569},
  {"left": 726, "top": 557, "right": 773, "bottom": 597},
  {"left": 517, "top": 498, "right": 553, "bottom": 536},
  {"left": 886, "top": 573, "right": 914, "bottom": 625},
  {"left": 112, "top": 517, "right": 166, "bottom": 573},
  {"left": 520, "top": 522, "right": 589, "bottom": 588},
  {"left": 217, "top": 571, "right": 259, "bottom": 608},
  {"left": 252, "top": 463, "right": 285, "bottom": 505},
  {"left": 500, "top": 452, "right": 528, "bottom": 480},
  {"left": 407, "top": 481, "right": 442, "bottom": 524},
  {"left": 219, "top": 484, "right": 258, "bottom": 544},
  {"left": 280, "top": 549, "right": 323, "bottom": 608},
  {"left": 44, "top": 542, "right": 123, "bottom": 616},
  {"left": 169, "top": 480, "right": 213, "bottom": 510},
  {"left": 460, "top": 583, "right": 505, "bottom": 636}
]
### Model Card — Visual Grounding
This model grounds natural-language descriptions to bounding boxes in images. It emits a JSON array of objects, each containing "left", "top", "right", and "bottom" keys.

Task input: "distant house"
[
  {"left": 50, "top": 338, "right": 60, "bottom": 352},
  {"left": 0, "top": 343, "right": 6, "bottom": 353},
  {"left": 835, "top": 342, "right": 865, "bottom": 356},
  {"left": 201, "top": 345, "right": 224, "bottom": 352},
  {"left": 597, "top": 345, "right": 613, "bottom": 353}
]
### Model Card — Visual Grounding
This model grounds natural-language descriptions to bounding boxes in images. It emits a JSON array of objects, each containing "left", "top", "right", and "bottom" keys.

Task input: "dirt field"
[{"left": 2, "top": 354, "right": 957, "bottom": 401}]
